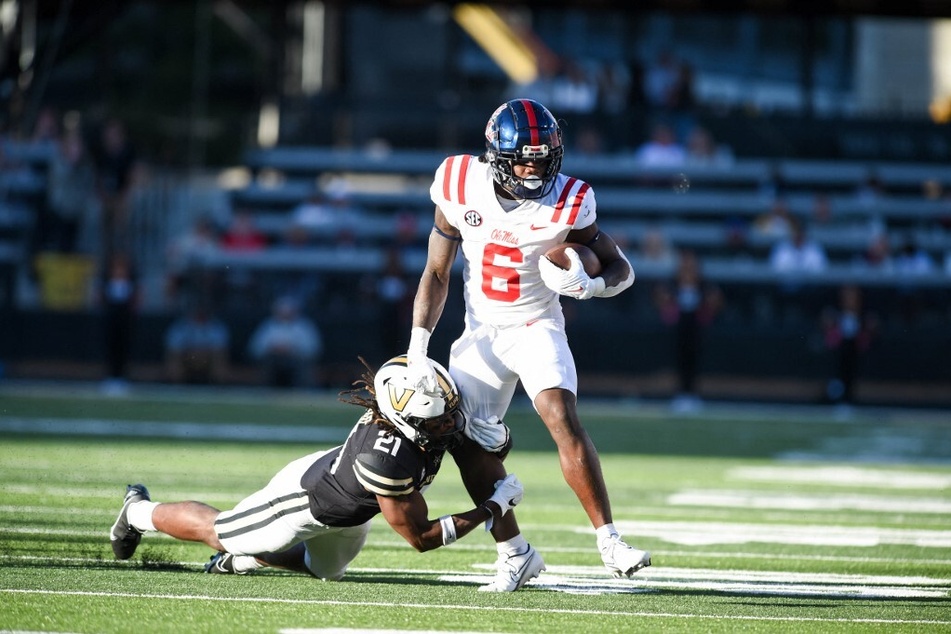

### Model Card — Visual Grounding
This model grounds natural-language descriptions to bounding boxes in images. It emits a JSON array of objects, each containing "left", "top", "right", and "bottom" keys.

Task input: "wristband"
[
  {"left": 439, "top": 515, "right": 457, "bottom": 546},
  {"left": 409, "top": 327, "right": 431, "bottom": 356},
  {"left": 479, "top": 503, "right": 495, "bottom": 521}
]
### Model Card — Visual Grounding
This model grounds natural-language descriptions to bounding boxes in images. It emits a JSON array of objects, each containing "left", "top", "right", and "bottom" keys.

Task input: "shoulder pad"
[
  {"left": 353, "top": 450, "right": 415, "bottom": 497},
  {"left": 432, "top": 154, "right": 477, "bottom": 207}
]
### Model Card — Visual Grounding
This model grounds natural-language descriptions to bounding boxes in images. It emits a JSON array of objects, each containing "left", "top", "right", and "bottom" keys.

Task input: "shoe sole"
[
  {"left": 612, "top": 553, "right": 651, "bottom": 579},
  {"left": 479, "top": 551, "right": 546, "bottom": 592}
]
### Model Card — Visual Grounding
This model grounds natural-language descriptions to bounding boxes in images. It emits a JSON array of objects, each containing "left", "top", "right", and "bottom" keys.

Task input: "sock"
[
  {"left": 231, "top": 555, "right": 265, "bottom": 574},
  {"left": 127, "top": 501, "right": 158, "bottom": 532},
  {"left": 496, "top": 534, "right": 528, "bottom": 557},
  {"left": 595, "top": 523, "right": 619, "bottom": 548}
]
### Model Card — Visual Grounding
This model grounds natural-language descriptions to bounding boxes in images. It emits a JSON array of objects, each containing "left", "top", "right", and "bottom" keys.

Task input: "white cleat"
[
  {"left": 600, "top": 534, "right": 651, "bottom": 578},
  {"left": 478, "top": 544, "right": 546, "bottom": 592}
]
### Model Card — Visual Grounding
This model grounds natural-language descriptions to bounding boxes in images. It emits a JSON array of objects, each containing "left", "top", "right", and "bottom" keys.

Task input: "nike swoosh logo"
[{"left": 529, "top": 224, "right": 547, "bottom": 230}]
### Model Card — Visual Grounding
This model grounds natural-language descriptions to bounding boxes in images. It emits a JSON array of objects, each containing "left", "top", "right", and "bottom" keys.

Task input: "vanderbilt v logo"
[{"left": 388, "top": 384, "right": 415, "bottom": 413}]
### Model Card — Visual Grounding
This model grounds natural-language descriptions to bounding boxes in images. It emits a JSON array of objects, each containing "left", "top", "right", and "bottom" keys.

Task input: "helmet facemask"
[{"left": 401, "top": 408, "right": 465, "bottom": 452}]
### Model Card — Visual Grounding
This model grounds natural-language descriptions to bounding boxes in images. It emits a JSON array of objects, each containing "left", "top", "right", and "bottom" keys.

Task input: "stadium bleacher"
[
  {"left": 220, "top": 146, "right": 951, "bottom": 284},
  {"left": 3, "top": 136, "right": 950, "bottom": 397}
]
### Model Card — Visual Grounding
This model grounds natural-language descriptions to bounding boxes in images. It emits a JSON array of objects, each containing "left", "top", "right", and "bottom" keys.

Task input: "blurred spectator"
[
  {"left": 92, "top": 117, "right": 140, "bottom": 254},
  {"left": 821, "top": 285, "right": 878, "bottom": 405},
  {"left": 893, "top": 237, "right": 935, "bottom": 275},
  {"left": 220, "top": 209, "right": 267, "bottom": 308},
  {"left": 549, "top": 58, "right": 598, "bottom": 115},
  {"left": 165, "top": 216, "right": 220, "bottom": 305},
  {"left": 633, "top": 122, "right": 686, "bottom": 167},
  {"left": 643, "top": 50, "right": 680, "bottom": 110},
  {"left": 752, "top": 198, "right": 794, "bottom": 243},
  {"left": 769, "top": 220, "right": 828, "bottom": 274},
  {"left": 770, "top": 220, "right": 828, "bottom": 325},
  {"left": 45, "top": 128, "right": 99, "bottom": 253},
  {"left": 685, "top": 126, "right": 733, "bottom": 166},
  {"left": 893, "top": 236, "right": 936, "bottom": 324},
  {"left": 164, "top": 304, "right": 230, "bottom": 384},
  {"left": 638, "top": 228, "right": 678, "bottom": 272},
  {"left": 292, "top": 193, "right": 337, "bottom": 235},
  {"left": 654, "top": 250, "right": 723, "bottom": 413},
  {"left": 248, "top": 296, "right": 323, "bottom": 388},
  {"left": 856, "top": 232, "right": 893, "bottom": 271},
  {"left": 99, "top": 251, "right": 140, "bottom": 395},
  {"left": 221, "top": 209, "right": 267, "bottom": 251}
]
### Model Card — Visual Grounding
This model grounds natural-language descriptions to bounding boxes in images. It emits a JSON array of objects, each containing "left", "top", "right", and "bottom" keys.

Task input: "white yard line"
[
  {"left": 728, "top": 465, "right": 951, "bottom": 489},
  {"left": 1, "top": 589, "right": 948, "bottom": 626},
  {"left": 668, "top": 490, "right": 951, "bottom": 514},
  {"left": 607, "top": 520, "right": 951, "bottom": 547}
]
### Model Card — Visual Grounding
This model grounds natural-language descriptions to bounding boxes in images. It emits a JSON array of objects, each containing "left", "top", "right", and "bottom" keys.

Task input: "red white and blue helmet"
[{"left": 484, "top": 98, "right": 564, "bottom": 199}]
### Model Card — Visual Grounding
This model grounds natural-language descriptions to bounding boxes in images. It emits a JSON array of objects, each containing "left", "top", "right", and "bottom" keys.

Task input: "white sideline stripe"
[
  {"left": 668, "top": 490, "right": 951, "bottom": 514},
  {"left": 441, "top": 573, "right": 949, "bottom": 599},
  {"left": 608, "top": 520, "right": 951, "bottom": 547},
  {"left": 530, "top": 565, "right": 951, "bottom": 587},
  {"left": 729, "top": 465, "right": 951, "bottom": 489},
  {"left": 0, "top": 417, "right": 348, "bottom": 443},
  {"left": 1, "top": 589, "right": 948, "bottom": 626}
]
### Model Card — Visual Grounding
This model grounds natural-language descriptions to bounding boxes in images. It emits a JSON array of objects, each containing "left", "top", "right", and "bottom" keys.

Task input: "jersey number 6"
[{"left": 481, "top": 243, "right": 523, "bottom": 302}]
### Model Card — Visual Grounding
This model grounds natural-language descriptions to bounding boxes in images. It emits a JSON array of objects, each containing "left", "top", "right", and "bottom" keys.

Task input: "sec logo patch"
[{"left": 464, "top": 210, "right": 483, "bottom": 227}]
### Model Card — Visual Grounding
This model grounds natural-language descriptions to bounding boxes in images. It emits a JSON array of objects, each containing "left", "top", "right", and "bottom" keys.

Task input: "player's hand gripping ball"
[{"left": 543, "top": 243, "right": 602, "bottom": 277}]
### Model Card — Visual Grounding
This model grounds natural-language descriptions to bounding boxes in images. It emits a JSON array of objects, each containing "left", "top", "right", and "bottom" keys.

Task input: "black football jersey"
[{"left": 300, "top": 410, "right": 445, "bottom": 527}]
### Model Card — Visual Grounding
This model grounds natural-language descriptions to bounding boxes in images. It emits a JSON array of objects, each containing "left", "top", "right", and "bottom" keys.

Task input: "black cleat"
[
  {"left": 110, "top": 483, "right": 150, "bottom": 560},
  {"left": 204, "top": 551, "right": 246, "bottom": 574}
]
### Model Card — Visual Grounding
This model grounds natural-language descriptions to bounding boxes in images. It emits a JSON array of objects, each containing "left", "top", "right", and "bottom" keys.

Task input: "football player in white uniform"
[
  {"left": 110, "top": 357, "right": 525, "bottom": 583},
  {"left": 407, "top": 98, "right": 650, "bottom": 590}
]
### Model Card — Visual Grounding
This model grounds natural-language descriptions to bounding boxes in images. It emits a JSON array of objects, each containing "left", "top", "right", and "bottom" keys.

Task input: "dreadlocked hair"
[{"left": 338, "top": 357, "right": 394, "bottom": 431}]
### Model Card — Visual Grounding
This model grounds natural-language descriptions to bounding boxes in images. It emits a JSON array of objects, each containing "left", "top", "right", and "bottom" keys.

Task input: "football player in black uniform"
[{"left": 110, "top": 356, "right": 526, "bottom": 583}]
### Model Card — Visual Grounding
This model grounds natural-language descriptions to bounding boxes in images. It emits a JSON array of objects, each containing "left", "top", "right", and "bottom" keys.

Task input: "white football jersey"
[{"left": 430, "top": 154, "right": 597, "bottom": 327}]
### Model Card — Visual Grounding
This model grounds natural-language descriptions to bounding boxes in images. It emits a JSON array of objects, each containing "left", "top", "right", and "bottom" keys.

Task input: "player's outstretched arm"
[
  {"left": 378, "top": 474, "right": 523, "bottom": 552},
  {"left": 408, "top": 205, "right": 460, "bottom": 390}
]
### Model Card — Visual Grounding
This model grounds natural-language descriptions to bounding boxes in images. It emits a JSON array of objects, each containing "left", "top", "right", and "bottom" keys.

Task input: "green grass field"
[{"left": 1, "top": 384, "right": 949, "bottom": 633}]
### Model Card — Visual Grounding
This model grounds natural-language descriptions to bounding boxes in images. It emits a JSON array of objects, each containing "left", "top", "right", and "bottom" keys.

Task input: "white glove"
[
  {"left": 406, "top": 327, "right": 438, "bottom": 392},
  {"left": 465, "top": 415, "right": 510, "bottom": 454},
  {"left": 484, "top": 473, "right": 523, "bottom": 531},
  {"left": 538, "top": 249, "right": 606, "bottom": 300}
]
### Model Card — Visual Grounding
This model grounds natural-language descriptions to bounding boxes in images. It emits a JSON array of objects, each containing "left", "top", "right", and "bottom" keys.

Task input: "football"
[{"left": 544, "top": 243, "right": 602, "bottom": 277}]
